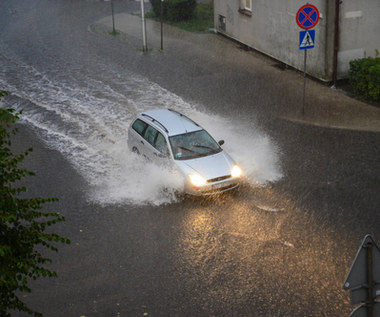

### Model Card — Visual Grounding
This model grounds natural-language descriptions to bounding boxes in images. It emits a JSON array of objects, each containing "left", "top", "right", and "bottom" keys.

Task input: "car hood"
[{"left": 174, "top": 151, "right": 235, "bottom": 180}]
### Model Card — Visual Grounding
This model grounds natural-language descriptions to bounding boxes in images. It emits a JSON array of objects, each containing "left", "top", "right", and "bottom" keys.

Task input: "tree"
[{"left": 0, "top": 91, "right": 70, "bottom": 317}]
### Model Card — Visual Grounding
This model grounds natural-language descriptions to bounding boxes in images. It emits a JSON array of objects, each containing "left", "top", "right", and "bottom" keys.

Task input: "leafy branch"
[{"left": 0, "top": 91, "right": 70, "bottom": 317}]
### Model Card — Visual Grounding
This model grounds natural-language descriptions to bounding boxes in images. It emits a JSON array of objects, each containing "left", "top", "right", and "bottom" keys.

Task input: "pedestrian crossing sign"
[{"left": 299, "top": 30, "right": 315, "bottom": 50}]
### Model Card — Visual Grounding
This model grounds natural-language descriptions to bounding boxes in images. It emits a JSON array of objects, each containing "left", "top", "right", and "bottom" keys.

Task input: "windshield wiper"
[
  {"left": 177, "top": 146, "right": 199, "bottom": 154},
  {"left": 193, "top": 144, "right": 216, "bottom": 150}
]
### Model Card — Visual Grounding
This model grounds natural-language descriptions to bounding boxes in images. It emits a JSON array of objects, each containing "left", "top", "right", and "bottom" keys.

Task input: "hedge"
[
  {"left": 149, "top": 0, "right": 196, "bottom": 22},
  {"left": 349, "top": 57, "right": 380, "bottom": 101}
]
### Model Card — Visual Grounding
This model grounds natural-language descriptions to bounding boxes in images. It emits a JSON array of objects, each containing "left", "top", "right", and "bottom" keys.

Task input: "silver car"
[{"left": 127, "top": 109, "right": 243, "bottom": 195}]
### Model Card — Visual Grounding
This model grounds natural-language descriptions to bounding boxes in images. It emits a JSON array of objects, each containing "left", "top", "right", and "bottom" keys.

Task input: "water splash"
[{"left": 0, "top": 43, "right": 282, "bottom": 205}]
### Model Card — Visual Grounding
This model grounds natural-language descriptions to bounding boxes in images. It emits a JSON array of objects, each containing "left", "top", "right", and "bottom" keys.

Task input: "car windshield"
[{"left": 169, "top": 130, "right": 222, "bottom": 160}]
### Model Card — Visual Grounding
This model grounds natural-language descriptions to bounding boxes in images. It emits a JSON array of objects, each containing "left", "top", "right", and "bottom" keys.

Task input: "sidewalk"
[{"left": 92, "top": 13, "right": 380, "bottom": 133}]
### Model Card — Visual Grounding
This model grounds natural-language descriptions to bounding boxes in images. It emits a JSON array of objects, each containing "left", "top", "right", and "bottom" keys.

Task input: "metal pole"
[
  {"left": 368, "top": 242, "right": 374, "bottom": 317},
  {"left": 302, "top": 49, "right": 307, "bottom": 116},
  {"left": 140, "top": 0, "right": 147, "bottom": 52},
  {"left": 111, "top": 0, "right": 115, "bottom": 33},
  {"left": 332, "top": 0, "right": 340, "bottom": 87},
  {"left": 160, "top": 0, "right": 164, "bottom": 51}
]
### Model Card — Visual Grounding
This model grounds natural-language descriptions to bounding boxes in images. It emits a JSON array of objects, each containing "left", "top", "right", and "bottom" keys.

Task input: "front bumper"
[{"left": 185, "top": 176, "right": 241, "bottom": 196}]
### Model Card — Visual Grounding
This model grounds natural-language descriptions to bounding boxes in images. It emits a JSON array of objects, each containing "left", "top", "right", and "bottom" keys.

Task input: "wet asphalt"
[{"left": 1, "top": 0, "right": 380, "bottom": 316}]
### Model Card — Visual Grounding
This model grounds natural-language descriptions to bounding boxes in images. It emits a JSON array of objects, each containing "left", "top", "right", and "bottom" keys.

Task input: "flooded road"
[
  {"left": 1, "top": 0, "right": 380, "bottom": 316},
  {"left": 0, "top": 0, "right": 281, "bottom": 205}
]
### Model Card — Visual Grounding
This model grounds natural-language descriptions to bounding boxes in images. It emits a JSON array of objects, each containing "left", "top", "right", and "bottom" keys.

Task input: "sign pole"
[
  {"left": 296, "top": 4, "right": 319, "bottom": 116},
  {"left": 368, "top": 241, "right": 374, "bottom": 317},
  {"left": 111, "top": 0, "right": 115, "bottom": 33},
  {"left": 343, "top": 234, "right": 380, "bottom": 317},
  {"left": 302, "top": 49, "right": 307, "bottom": 116},
  {"left": 160, "top": 0, "right": 164, "bottom": 51}
]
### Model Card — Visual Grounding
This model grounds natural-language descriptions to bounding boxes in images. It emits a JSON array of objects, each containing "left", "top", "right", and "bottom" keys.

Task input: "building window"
[
  {"left": 239, "top": 0, "right": 252, "bottom": 16},
  {"left": 218, "top": 15, "right": 226, "bottom": 32},
  {"left": 245, "top": 0, "right": 251, "bottom": 11}
]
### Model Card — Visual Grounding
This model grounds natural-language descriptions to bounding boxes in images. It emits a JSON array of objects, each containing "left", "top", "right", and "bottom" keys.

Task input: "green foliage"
[
  {"left": 150, "top": 0, "right": 197, "bottom": 22},
  {"left": 171, "top": 1, "right": 213, "bottom": 32},
  {"left": 0, "top": 92, "right": 70, "bottom": 316},
  {"left": 349, "top": 57, "right": 380, "bottom": 101},
  {"left": 148, "top": 1, "right": 213, "bottom": 32}
]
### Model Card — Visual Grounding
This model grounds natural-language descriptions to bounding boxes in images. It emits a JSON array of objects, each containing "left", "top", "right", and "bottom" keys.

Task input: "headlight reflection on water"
[{"left": 174, "top": 190, "right": 349, "bottom": 316}]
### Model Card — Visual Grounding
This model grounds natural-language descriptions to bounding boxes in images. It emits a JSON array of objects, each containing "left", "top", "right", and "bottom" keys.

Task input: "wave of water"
[{"left": 0, "top": 43, "right": 282, "bottom": 205}]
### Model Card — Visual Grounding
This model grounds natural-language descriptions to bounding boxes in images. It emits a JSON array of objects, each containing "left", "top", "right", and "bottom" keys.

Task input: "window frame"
[
  {"left": 239, "top": 0, "right": 252, "bottom": 16},
  {"left": 132, "top": 118, "right": 170, "bottom": 156},
  {"left": 244, "top": 0, "right": 251, "bottom": 11},
  {"left": 155, "top": 132, "right": 170, "bottom": 156},
  {"left": 143, "top": 125, "right": 158, "bottom": 146},
  {"left": 132, "top": 119, "right": 148, "bottom": 136}
]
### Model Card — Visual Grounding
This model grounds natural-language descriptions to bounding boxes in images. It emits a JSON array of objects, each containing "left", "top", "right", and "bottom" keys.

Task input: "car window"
[
  {"left": 155, "top": 132, "right": 169, "bottom": 155},
  {"left": 169, "top": 130, "right": 221, "bottom": 160},
  {"left": 144, "top": 125, "right": 158, "bottom": 145},
  {"left": 132, "top": 119, "right": 147, "bottom": 136}
]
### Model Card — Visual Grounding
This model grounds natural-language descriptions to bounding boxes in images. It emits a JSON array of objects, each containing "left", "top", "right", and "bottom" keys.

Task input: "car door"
[
  {"left": 128, "top": 118, "right": 148, "bottom": 154},
  {"left": 142, "top": 126, "right": 170, "bottom": 162},
  {"left": 154, "top": 132, "right": 170, "bottom": 160},
  {"left": 140, "top": 125, "right": 159, "bottom": 160}
]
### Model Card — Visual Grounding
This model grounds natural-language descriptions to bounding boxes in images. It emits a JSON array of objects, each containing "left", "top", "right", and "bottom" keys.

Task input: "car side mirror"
[{"left": 218, "top": 140, "right": 225, "bottom": 146}]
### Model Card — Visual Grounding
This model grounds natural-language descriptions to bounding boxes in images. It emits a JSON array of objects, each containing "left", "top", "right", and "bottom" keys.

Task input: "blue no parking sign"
[{"left": 296, "top": 4, "right": 320, "bottom": 30}]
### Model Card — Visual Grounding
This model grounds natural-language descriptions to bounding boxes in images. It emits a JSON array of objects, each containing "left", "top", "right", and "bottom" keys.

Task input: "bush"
[
  {"left": 0, "top": 92, "right": 70, "bottom": 316},
  {"left": 150, "top": 0, "right": 197, "bottom": 22},
  {"left": 349, "top": 57, "right": 380, "bottom": 101}
]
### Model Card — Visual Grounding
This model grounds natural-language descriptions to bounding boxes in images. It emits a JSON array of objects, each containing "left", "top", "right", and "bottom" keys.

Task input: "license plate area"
[{"left": 212, "top": 181, "right": 231, "bottom": 190}]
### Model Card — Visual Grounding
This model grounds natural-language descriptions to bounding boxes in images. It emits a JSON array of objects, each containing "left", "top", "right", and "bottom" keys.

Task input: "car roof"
[{"left": 139, "top": 109, "right": 202, "bottom": 136}]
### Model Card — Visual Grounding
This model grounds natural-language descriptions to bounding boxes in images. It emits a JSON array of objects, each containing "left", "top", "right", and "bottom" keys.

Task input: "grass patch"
[
  {"left": 109, "top": 30, "right": 120, "bottom": 36},
  {"left": 90, "top": 24, "right": 127, "bottom": 41},
  {"left": 108, "top": 29, "right": 127, "bottom": 41},
  {"left": 147, "top": 1, "right": 214, "bottom": 33}
]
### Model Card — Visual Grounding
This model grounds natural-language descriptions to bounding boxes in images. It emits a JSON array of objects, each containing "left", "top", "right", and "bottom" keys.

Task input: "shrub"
[
  {"left": 0, "top": 92, "right": 70, "bottom": 316},
  {"left": 149, "top": 0, "right": 197, "bottom": 22},
  {"left": 349, "top": 57, "right": 380, "bottom": 101}
]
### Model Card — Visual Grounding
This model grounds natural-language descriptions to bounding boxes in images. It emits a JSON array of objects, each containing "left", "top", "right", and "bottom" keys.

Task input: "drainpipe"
[{"left": 332, "top": 0, "right": 340, "bottom": 86}]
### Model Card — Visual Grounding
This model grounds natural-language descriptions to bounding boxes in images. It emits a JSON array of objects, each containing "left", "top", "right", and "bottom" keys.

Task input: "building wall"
[
  {"left": 214, "top": 0, "right": 330, "bottom": 80},
  {"left": 214, "top": 0, "right": 380, "bottom": 81},
  {"left": 338, "top": 0, "right": 380, "bottom": 78}
]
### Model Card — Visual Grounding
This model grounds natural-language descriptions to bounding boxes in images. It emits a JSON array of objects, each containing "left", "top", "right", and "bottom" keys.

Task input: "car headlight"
[
  {"left": 189, "top": 174, "right": 207, "bottom": 187},
  {"left": 231, "top": 165, "right": 243, "bottom": 178}
]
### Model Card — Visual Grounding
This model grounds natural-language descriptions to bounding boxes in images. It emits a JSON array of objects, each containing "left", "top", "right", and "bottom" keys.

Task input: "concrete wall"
[
  {"left": 337, "top": 0, "right": 380, "bottom": 78},
  {"left": 214, "top": 0, "right": 380, "bottom": 81},
  {"left": 214, "top": 0, "right": 330, "bottom": 80}
]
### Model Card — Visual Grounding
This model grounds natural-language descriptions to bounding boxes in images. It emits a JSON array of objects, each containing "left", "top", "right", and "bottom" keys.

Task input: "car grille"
[
  {"left": 207, "top": 175, "right": 231, "bottom": 183},
  {"left": 201, "top": 183, "right": 238, "bottom": 194}
]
